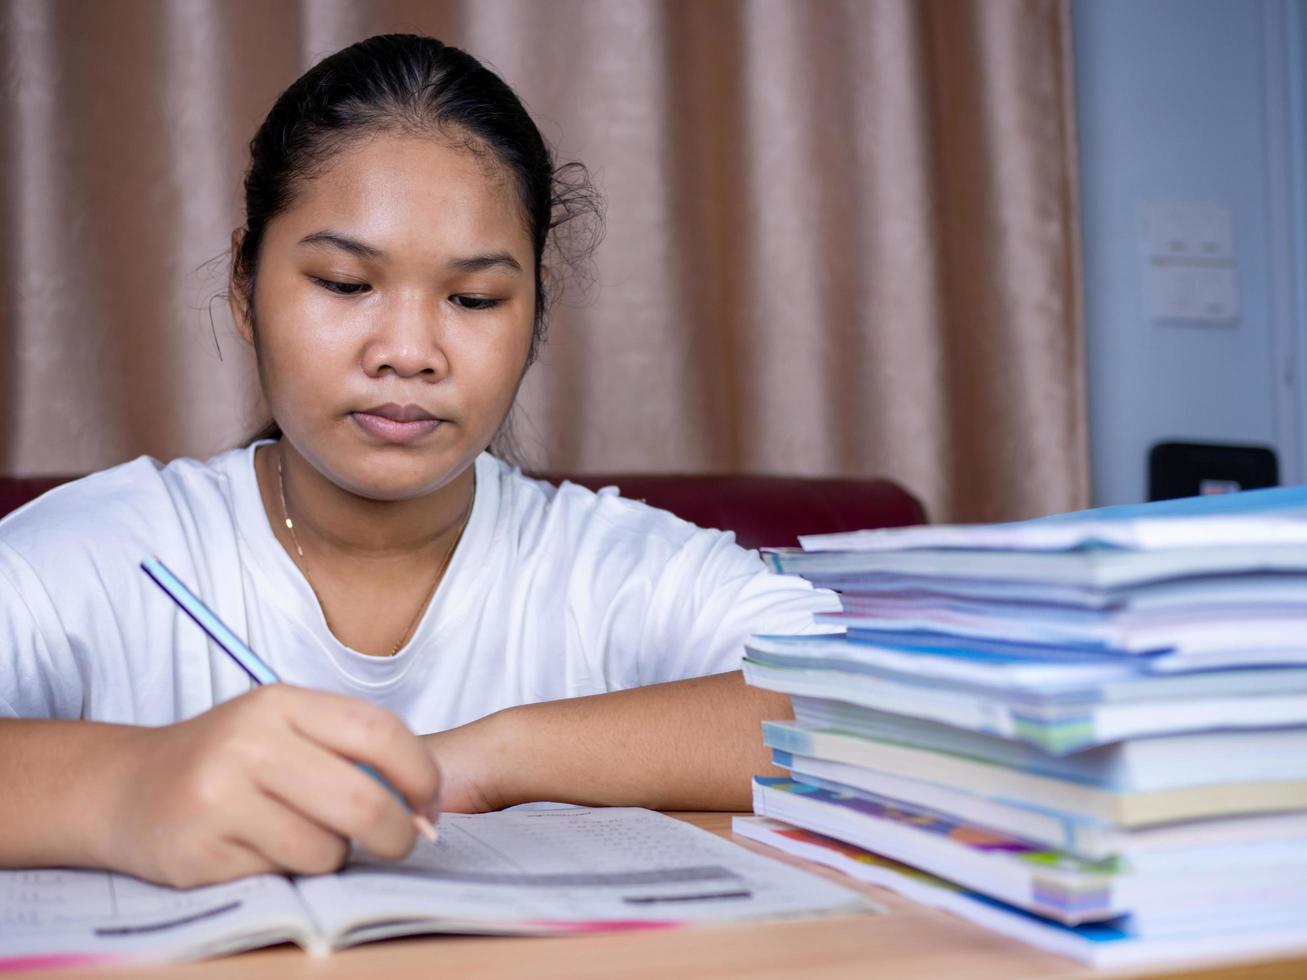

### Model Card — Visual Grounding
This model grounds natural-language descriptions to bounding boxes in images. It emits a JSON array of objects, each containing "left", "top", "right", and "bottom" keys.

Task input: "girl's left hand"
[{"left": 421, "top": 711, "right": 513, "bottom": 815}]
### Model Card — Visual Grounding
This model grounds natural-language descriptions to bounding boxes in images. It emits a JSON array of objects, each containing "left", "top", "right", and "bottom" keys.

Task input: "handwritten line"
[
  {"left": 622, "top": 890, "right": 754, "bottom": 904},
  {"left": 93, "top": 900, "right": 242, "bottom": 936}
]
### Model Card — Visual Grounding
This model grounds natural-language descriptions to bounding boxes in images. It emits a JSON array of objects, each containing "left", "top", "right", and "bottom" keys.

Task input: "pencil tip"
[{"left": 414, "top": 814, "right": 439, "bottom": 843}]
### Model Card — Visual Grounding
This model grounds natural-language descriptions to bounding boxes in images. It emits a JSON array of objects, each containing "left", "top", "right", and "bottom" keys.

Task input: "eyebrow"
[
  {"left": 298, "top": 231, "right": 386, "bottom": 260},
  {"left": 298, "top": 231, "right": 523, "bottom": 275},
  {"left": 446, "top": 251, "right": 524, "bottom": 275}
]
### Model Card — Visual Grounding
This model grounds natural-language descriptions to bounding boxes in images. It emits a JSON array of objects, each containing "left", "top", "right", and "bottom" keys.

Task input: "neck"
[{"left": 257, "top": 440, "right": 475, "bottom": 565}]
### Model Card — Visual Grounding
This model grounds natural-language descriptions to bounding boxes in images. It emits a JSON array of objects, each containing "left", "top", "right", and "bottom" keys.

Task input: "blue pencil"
[{"left": 140, "top": 557, "right": 437, "bottom": 843}]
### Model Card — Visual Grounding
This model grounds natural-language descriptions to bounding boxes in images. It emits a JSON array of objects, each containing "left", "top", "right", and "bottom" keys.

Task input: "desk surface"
[{"left": 21, "top": 813, "right": 1307, "bottom": 980}]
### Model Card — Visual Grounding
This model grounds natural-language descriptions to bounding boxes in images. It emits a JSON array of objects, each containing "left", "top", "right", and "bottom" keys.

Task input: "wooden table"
[{"left": 18, "top": 813, "right": 1307, "bottom": 980}]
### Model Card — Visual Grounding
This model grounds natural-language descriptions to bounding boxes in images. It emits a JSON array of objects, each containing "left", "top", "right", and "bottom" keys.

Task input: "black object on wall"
[{"left": 1148, "top": 442, "right": 1279, "bottom": 502}]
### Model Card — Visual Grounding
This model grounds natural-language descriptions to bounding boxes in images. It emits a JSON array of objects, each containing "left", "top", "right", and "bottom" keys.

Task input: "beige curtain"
[{"left": 0, "top": 0, "right": 1086, "bottom": 523}]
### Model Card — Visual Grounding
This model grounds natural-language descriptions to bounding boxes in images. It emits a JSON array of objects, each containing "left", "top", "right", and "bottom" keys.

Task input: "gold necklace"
[{"left": 276, "top": 447, "right": 473, "bottom": 655}]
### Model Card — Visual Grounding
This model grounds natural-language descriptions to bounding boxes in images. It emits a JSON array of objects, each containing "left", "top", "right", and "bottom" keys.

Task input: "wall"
[
  {"left": 1074, "top": 0, "right": 1305, "bottom": 505},
  {"left": 1292, "top": 1, "right": 1307, "bottom": 474}
]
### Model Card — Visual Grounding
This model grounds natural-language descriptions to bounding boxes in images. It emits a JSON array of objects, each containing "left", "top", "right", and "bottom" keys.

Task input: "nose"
[{"left": 360, "top": 290, "right": 448, "bottom": 380}]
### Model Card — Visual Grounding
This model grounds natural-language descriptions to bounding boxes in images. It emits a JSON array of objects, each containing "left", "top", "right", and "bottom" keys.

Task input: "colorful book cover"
[
  {"left": 752, "top": 776, "right": 1122, "bottom": 922},
  {"left": 732, "top": 815, "right": 1307, "bottom": 969}
]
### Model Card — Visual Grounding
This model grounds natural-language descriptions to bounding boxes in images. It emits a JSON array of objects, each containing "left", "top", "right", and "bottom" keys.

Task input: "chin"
[{"left": 333, "top": 450, "right": 475, "bottom": 503}]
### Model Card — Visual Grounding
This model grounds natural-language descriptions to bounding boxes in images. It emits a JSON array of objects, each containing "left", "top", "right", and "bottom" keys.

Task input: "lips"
[{"left": 351, "top": 403, "right": 444, "bottom": 444}]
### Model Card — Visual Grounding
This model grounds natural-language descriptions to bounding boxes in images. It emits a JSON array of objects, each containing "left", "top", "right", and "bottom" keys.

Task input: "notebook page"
[
  {"left": 294, "top": 806, "right": 872, "bottom": 947},
  {"left": 0, "top": 868, "right": 314, "bottom": 965}
]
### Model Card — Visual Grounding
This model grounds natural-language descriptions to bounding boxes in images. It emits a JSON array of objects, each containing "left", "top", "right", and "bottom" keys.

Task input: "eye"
[
  {"left": 450, "top": 295, "right": 501, "bottom": 311},
  {"left": 312, "top": 277, "right": 370, "bottom": 296}
]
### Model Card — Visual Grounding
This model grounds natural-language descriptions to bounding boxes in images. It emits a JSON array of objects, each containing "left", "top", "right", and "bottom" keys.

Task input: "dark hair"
[{"left": 235, "top": 33, "right": 601, "bottom": 447}]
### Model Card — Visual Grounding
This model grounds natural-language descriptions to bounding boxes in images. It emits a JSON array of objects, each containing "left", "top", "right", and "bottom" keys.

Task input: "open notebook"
[{"left": 0, "top": 807, "right": 870, "bottom": 968}]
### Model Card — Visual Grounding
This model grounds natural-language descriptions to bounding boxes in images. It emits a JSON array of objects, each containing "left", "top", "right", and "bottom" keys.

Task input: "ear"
[{"left": 228, "top": 228, "right": 255, "bottom": 347}]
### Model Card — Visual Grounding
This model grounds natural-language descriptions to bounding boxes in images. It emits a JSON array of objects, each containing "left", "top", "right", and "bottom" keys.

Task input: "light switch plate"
[
  {"left": 1142, "top": 201, "right": 1238, "bottom": 325},
  {"left": 1144, "top": 202, "right": 1234, "bottom": 260}
]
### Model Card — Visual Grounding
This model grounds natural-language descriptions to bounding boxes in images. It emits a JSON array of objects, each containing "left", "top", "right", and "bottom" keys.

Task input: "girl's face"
[{"left": 234, "top": 132, "right": 536, "bottom": 501}]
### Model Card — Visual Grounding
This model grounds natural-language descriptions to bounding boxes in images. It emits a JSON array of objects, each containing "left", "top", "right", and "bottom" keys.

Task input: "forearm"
[
  {"left": 0, "top": 719, "right": 142, "bottom": 869},
  {"left": 471, "top": 671, "right": 792, "bottom": 812}
]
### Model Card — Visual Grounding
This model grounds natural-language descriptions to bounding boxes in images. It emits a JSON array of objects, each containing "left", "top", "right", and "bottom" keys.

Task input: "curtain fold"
[{"left": 0, "top": 0, "right": 1087, "bottom": 522}]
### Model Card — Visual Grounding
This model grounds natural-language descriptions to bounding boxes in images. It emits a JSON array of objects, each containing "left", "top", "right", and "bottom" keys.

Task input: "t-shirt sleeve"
[
  {"left": 0, "top": 542, "right": 84, "bottom": 719},
  {"left": 632, "top": 527, "right": 839, "bottom": 687}
]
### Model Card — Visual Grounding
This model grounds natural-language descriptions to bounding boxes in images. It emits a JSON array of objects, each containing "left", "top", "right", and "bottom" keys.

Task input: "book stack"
[{"left": 737, "top": 486, "right": 1307, "bottom": 968}]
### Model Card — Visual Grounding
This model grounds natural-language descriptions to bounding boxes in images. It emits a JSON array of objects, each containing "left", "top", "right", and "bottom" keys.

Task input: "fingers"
[
  {"left": 253, "top": 735, "right": 418, "bottom": 861},
  {"left": 145, "top": 825, "right": 285, "bottom": 890},
  {"left": 168, "top": 838, "right": 281, "bottom": 890},
  {"left": 227, "top": 788, "right": 351, "bottom": 877},
  {"left": 187, "top": 687, "right": 440, "bottom": 871},
  {"left": 118, "top": 689, "right": 440, "bottom": 888},
  {"left": 273, "top": 688, "right": 441, "bottom": 814}
]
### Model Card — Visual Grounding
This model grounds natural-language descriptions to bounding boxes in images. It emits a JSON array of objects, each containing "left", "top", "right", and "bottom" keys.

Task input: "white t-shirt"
[{"left": 0, "top": 443, "right": 836, "bottom": 733}]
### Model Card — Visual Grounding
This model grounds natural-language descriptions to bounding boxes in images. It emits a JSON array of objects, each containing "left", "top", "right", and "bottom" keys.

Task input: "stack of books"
[{"left": 737, "top": 486, "right": 1307, "bottom": 968}]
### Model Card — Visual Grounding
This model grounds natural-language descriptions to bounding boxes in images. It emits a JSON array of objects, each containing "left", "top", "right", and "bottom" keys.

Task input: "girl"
[{"left": 0, "top": 34, "right": 835, "bottom": 888}]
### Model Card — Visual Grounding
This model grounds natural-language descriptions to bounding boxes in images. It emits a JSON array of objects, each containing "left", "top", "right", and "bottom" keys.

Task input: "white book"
[
  {"left": 765, "top": 544, "right": 1307, "bottom": 591},
  {"left": 749, "top": 632, "right": 1307, "bottom": 701},
  {"left": 797, "top": 484, "right": 1307, "bottom": 553},
  {"left": 743, "top": 657, "right": 1307, "bottom": 753},
  {"left": 750, "top": 778, "right": 1307, "bottom": 925},
  {"left": 789, "top": 696, "right": 1307, "bottom": 791},
  {"left": 803, "top": 572, "right": 1307, "bottom": 612},
  {"left": 733, "top": 816, "right": 1307, "bottom": 969},
  {"left": 827, "top": 606, "right": 1307, "bottom": 657},
  {"left": 781, "top": 757, "right": 1307, "bottom": 866},
  {"left": 0, "top": 808, "right": 869, "bottom": 967},
  {"left": 762, "top": 722, "right": 1307, "bottom": 826},
  {"left": 747, "top": 632, "right": 1140, "bottom": 690}
]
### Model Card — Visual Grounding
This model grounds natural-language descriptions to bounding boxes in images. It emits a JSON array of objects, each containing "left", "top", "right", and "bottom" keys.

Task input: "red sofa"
[{"left": 0, "top": 473, "right": 925, "bottom": 550}]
